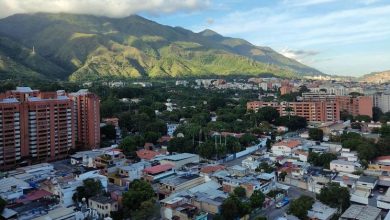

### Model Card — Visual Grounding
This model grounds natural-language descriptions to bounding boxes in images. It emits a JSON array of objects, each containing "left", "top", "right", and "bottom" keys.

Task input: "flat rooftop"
[
  {"left": 340, "top": 204, "right": 381, "bottom": 220},
  {"left": 160, "top": 174, "right": 201, "bottom": 186}
]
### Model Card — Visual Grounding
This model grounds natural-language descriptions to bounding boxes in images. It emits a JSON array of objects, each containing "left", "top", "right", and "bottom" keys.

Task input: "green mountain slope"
[{"left": 0, "top": 13, "right": 323, "bottom": 81}]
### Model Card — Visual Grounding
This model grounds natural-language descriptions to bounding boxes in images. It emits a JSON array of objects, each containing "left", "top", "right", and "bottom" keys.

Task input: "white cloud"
[
  {"left": 279, "top": 48, "right": 319, "bottom": 62},
  {"left": 0, "top": 0, "right": 210, "bottom": 18}
]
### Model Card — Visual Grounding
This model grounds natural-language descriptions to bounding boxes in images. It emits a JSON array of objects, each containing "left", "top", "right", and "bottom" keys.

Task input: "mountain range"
[
  {"left": 0, "top": 13, "right": 323, "bottom": 82},
  {"left": 360, "top": 70, "right": 390, "bottom": 84}
]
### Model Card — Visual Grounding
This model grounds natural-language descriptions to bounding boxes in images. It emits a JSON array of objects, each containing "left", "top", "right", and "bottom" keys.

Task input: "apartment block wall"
[
  {"left": 0, "top": 87, "right": 100, "bottom": 170},
  {"left": 246, "top": 101, "right": 340, "bottom": 122}
]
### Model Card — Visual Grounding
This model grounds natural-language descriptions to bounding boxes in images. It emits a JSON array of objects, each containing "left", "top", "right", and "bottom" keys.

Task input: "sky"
[{"left": 1, "top": 0, "right": 390, "bottom": 76}]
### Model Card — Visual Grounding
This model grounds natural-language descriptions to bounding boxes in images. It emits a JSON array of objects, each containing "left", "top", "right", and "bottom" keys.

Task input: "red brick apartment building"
[
  {"left": 0, "top": 87, "right": 100, "bottom": 170},
  {"left": 247, "top": 101, "right": 340, "bottom": 122},
  {"left": 69, "top": 89, "right": 100, "bottom": 150},
  {"left": 247, "top": 94, "right": 373, "bottom": 123}
]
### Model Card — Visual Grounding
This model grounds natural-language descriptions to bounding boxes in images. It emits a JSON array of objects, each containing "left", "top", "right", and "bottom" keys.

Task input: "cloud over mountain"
[{"left": 0, "top": 0, "right": 210, "bottom": 18}]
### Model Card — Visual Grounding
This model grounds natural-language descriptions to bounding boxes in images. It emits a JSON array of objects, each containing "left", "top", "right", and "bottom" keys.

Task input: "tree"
[
  {"left": 373, "top": 107, "right": 383, "bottom": 122},
  {"left": 308, "top": 152, "right": 337, "bottom": 169},
  {"left": 101, "top": 125, "right": 116, "bottom": 140},
  {"left": 0, "top": 197, "right": 7, "bottom": 212},
  {"left": 250, "top": 190, "right": 265, "bottom": 209},
  {"left": 257, "top": 107, "right": 280, "bottom": 123},
  {"left": 144, "top": 131, "right": 160, "bottom": 144},
  {"left": 380, "top": 125, "right": 390, "bottom": 138},
  {"left": 340, "top": 110, "right": 354, "bottom": 121},
  {"left": 220, "top": 195, "right": 241, "bottom": 220},
  {"left": 234, "top": 186, "right": 247, "bottom": 198},
  {"left": 239, "top": 133, "right": 257, "bottom": 147},
  {"left": 120, "top": 135, "right": 144, "bottom": 158},
  {"left": 72, "top": 178, "right": 104, "bottom": 203},
  {"left": 131, "top": 200, "right": 157, "bottom": 220},
  {"left": 288, "top": 195, "right": 314, "bottom": 220},
  {"left": 355, "top": 115, "right": 371, "bottom": 122},
  {"left": 298, "top": 85, "right": 310, "bottom": 95},
  {"left": 220, "top": 195, "right": 250, "bottom": 220},
  {"left": 285, "top": 107, "right": 294, "bottom": 119},
  {"left": 357, "top": 142, "right": 377, "bottom": 162},
  {"left": 279, "top": 171, "right": 287, "bottom": 181},
  {"left": 317, "top": 183, "right": 350, "bottom": 212},
  {"left": 256, "top": 162, "right": 274, "bottom": 173},
  {"left": 276, "top": 116, "right": 307, "bottom": 131},
  {"left": 122, "top": 180, "right": 155, "bottom": 217},
  {"left": 308, "top": 128, "right": 323, "bottom": 141}
]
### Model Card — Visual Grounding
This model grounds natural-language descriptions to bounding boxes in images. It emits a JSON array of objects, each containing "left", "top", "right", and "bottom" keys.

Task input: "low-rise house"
[
  {"left": 340, "top": 148, "right": 358, "bottom": 162},
  {"left": 242, "top": 156, "right": 260, "bottom": 171},
  {"left": 88, "top": 196, "right": 118, "bottom": 219},
  {"left": 158, "top": 174, "right": 205, "bottom": 198},
  {"left": 142, "top": 164, "right": 175, "bottom": 183},
  {"left": 160, "top": 180, "right": 227, "bottom": 219},
  {"left": 158, "top": 153, "right": 200, "bottom": 169},
  {"left": 71, "top": 150, "right": 105, "bottom": 167},
  {"left": 199, "top": 165, "right": 225, "bottom": 177},
  {"left": 117, "top": 161, "right": 151, "bottom": 186},
  {"left": 356, "top": 175, "right": 377, "bottom": 190},
  {"left": 369, "top": 156, "right": 390, "bottom": 172},
  {"left": 292, "top": 150, "right": 308, "bottom": 162},
  {"left": 340, "top": 204, "right": 381, "bottom": 220},
  {"left": 331, "top": 173, "right": 358, "bottom": 188},
  {"left": 307, "top": 201, "right": 337, "bottom": 220},
  {"left": 228, "top": 165, "right": 248, "bottom": 177},
  {"left": 136, "top": 149, "right": 161, "bottom": 161},
  {"left": 377, "top": 188, "right": 390, "bottom": 209},
  {"left": 329, "top": 159, "right": 357, "bottom": 173},
  {"left": 271, "top": 140, "right": 301, "bottom": 156},
  {"left": 95, "top": 150, "right": 126, "bottom": 170},
  {"left": 0, "top": 177, "right": 31, "bottom": 202},
  {"left": 56, "top": 170, "right": 108, "bottom": 207}
]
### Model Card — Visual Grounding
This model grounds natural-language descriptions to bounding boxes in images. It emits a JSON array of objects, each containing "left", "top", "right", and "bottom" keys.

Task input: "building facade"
[
  {"left": 373, "top": 93, "right": 390, "bottom": 113},
  {"left": 70, "top": 89, "right": 100, "bottom": 149},
  {"left": 0, "top": 87, "right": 100, "bottom": 170},
  {"left": 247, "top": 101, "right": 340, "bottom": 122}
]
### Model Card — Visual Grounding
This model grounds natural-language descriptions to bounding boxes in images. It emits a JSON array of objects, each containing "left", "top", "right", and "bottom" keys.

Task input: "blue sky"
[
  {"left": 1, "top": 0, "right": 390, "bottom": 76},
  {"left": 142, "top": 0, "right": 390, "bottom": 76}
]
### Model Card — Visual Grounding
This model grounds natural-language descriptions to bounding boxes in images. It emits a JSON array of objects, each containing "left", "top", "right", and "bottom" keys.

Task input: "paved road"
[{"left": 255, "top": 185, "right": 316, "bottom": 219}]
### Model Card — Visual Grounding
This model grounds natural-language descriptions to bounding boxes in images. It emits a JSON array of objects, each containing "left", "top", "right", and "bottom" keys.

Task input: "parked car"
[
  {"left": 276, "top": 197, "right": 290, "bottom": 208},
  {"left": 379, "top": 188, "right": 384, "bottom": 193}
]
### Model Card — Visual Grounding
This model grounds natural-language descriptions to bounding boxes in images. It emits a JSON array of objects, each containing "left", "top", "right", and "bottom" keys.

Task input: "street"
[{"left": 256, "top": 185, "right": 316, "bottom": 219}]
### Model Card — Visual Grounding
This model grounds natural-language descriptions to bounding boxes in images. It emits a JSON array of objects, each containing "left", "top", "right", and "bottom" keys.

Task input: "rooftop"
[
  {"left": 200, "top": 165, "right": 225, "bottom": 174},
  {"left": 307, "top": 201, "right": 337, "bottom": 220},
  {"left": 160, "top": 174, "right": 201, "bottom": 186},
  {"left": 90, "top": 195, "right": 115, "bottom": 204},
  {"left": 143, "top": 164, "right": 174, "bottom": 174},
  {"left": 161, "top": 153, "right": 198, "bottom": 161},
  {"left": 330, "top": 159, "right": 355, "bottom": 166},
  {"left": 358, "top": 175, "right": 377, "bottom": 184},
  {"left": 273, "top": 140, "right": 301, "bottom": 148},
  {"left": 340, "top": 204, "right": 381, "bottom": 220},
  {"left": 136, "top": 149, "right": 160, "bottom": 160}
]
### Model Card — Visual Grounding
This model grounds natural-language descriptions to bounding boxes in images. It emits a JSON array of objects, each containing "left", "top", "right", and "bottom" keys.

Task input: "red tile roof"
[
  {"left": 143, "top": 164, "right": 174, "bottom": 174},
  {"left": 376, "top": 156, "right": 390, "bottom": 161},
  {"left": 200, "top": 165, "right": 225, "bottom": 174},
  {"left": 136, "top": 149, "right": 160, "bottom": 160},
  {"left": 16, "top": 189, "right": 52, "bottom": 203},
  {"left": 158, "top": 136, "right": 172, "bottom": 143},
  {"left": 273, "top": 140, "right": 301, "bottom": 148}
]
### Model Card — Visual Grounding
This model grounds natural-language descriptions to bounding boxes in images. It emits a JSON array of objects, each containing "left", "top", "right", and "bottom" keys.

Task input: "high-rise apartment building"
[
  {"left": 246, "top": 101, "right": 340, "bottom": 122},
  {"left": 70, "top": 89, "right": 100, "bottom": 150},
  {"left": 373, "top": 93, "right": 390, "bottom": 113},
  {"left": 0, "top": 87, "right": 100, "bottom": 170},
  {"left": 336, "top": 96, "right": 373, "bottom": 117}
]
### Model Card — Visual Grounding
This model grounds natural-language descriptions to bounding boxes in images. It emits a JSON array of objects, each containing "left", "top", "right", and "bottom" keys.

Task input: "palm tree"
[{"left": 285, "top": 107, "right": 293, "bottom": 119}]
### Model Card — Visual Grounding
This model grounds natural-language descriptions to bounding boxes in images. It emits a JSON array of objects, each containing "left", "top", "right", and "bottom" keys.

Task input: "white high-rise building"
[{"left": 373, "top": 93, "right": 390, "bottom": 113}]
